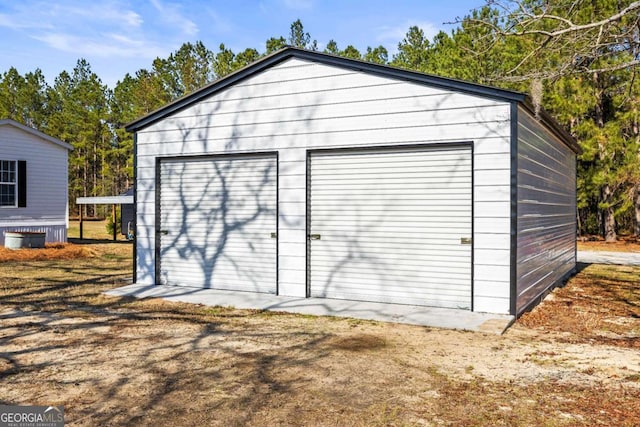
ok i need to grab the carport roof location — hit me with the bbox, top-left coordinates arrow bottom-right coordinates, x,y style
76,188 -> 133,205
125,46 -> 579,153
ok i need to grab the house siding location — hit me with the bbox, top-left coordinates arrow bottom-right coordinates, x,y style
135,57 -> 513,313
0,124 -> 69,245
516,107 -> 577,314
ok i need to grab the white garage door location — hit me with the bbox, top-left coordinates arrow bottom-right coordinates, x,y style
158,154 -> 277,293
309,146 -> 472,309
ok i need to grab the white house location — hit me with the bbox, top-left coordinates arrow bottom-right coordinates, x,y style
0,119 -> 73,245
125,47 -> 580,317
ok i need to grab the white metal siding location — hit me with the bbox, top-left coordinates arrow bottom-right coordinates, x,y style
0,125 -> 68,245
158,155 -> 277,292
309,146 -> 472,308
516,108 -> 576,313
135,57 -> 512,314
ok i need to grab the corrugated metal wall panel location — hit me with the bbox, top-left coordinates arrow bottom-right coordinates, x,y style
516,109 -> 576,313
309,146 -> 472,309
134,57 -> 513,313
158,155 -> 277,293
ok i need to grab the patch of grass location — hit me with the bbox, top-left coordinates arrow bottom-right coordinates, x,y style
328,334 -> 387,352
203,306 -> 237,316
625,374 -> 640,382
68,219 -> 128,241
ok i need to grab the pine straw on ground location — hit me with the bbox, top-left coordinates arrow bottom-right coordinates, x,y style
518,264 -> 640,348
0,245 -> 639,426
0,243 -> 98,262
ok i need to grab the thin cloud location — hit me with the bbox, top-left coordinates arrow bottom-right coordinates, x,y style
149,0 -> 198,36
204,8 -> 233,34
51,3 -> 144,28
0,11 -> 54,30
1,0 -> 187,62
0,2 -> 142,30
32,32 -> 165,59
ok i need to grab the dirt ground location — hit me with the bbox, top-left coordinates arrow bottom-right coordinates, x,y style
578,235 -> 640,252
1,243 -> 639,426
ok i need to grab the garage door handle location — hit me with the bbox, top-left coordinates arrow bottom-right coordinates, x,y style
159,230 -> 169,235
309,234 -> 321,240
461,237 -> 472,244
270,232 -> 277,239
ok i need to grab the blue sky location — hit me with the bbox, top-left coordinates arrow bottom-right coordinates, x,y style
0,0 -> 483,88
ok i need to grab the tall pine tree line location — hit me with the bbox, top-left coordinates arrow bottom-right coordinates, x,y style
1,8 -> 638,238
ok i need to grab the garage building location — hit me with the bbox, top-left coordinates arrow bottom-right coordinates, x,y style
126,47 -> 580,316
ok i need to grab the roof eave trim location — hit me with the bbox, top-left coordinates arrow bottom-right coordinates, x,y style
0,119 -> 74,150
125,47 -> 529,132
125,49 -> 293,132
519,99 -> 582,154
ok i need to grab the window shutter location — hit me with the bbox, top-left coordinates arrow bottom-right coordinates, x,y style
18,160 -> 27,207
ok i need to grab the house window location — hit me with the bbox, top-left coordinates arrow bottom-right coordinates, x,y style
0,160 -> 17,207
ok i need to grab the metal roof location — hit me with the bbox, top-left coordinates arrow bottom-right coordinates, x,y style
0,119 -> 74,150
125,46 -> 579,153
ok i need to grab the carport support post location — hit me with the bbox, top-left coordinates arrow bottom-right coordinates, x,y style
79,205 -> 83,240
112,204 -> 117,241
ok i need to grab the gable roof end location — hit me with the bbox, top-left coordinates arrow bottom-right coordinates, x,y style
124,46 -> 578,153
0,119 -> 73,150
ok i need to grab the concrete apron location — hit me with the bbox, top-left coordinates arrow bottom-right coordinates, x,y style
105,284 -> 515,335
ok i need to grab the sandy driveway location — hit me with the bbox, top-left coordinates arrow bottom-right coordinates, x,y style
578,250 -> 640,265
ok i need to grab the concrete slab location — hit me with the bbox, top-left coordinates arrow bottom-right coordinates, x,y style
105,284 -> 515,334
577,250 -> 640,266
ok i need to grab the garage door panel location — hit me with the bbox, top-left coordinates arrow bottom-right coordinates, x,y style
310,200 -> 471,209
159,195 -> 277,204
160,225 -> 274,236
314,232 -> 469,242
311,286 -> 470,308
309,146 -> 472,309
309,179 -> 470,190
162,236 -> 274,248
164,222 -> 276,234
311,263 -> 472,279
311,241 -> 469,254
315,227 -> 471,236
311,286 -> 471,301
311,153 -> 472,166
159,155 -> 277,293
161,251 -> 276,265
310,171 -> 472,182
311,215 -> 472,225
163,264 -> 275,276
162,273 -> 271,291
310,255 -> 471,269
310,191 -> 471,200
161,216 -> 276,229
311,280 -> 471,296
310,203 -> 471,212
